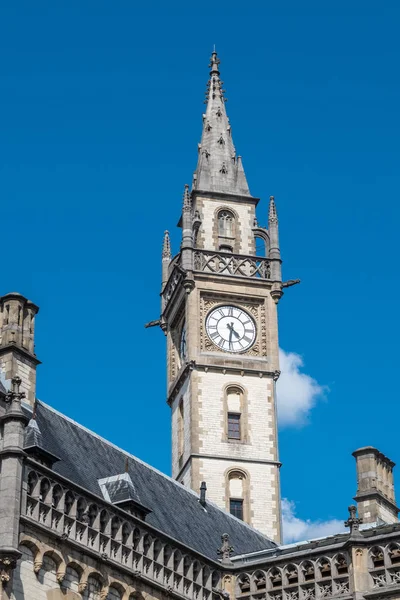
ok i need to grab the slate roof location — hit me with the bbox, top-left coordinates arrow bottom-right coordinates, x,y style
27,401 -> 276,561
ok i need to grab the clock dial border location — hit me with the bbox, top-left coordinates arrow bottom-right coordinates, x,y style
206,305 -> 256,353
200,295 -> 266,357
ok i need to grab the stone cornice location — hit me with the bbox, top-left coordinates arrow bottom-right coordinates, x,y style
167,361 -> 277,406
0,344 -> 41,365
175,454 -> 282,482
354,490 -> 400,513
192,189 -> 260,206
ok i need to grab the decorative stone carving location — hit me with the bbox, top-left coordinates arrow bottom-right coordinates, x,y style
0,556 -> 17,584
34,559 -> 43,574
217,534 -> 233,566
56,571 -> 65,584
194,250 -> 271,280
372,573 -> 386,588
345,505 -> 362,535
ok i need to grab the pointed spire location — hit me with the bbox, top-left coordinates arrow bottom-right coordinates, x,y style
194,51 -> 250,196
182,184 -> 192,212
269,196 -> 278,223
162,230 -> 171,260
268,195 -> 282,284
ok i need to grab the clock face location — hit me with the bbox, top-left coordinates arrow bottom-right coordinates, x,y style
180,323 -> 187,360
205,305 -> 256,353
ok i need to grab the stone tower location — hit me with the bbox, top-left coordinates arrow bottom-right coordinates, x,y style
353,446 -> 399,525
160,52 -> 289,542
0,292 -> 40,406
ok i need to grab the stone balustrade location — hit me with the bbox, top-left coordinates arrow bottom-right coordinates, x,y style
193,250 -> 271,280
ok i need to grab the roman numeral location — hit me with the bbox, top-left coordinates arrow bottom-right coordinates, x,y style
210,331 -> 219,339
243,336 -> 253,344
227,307 -> 233,316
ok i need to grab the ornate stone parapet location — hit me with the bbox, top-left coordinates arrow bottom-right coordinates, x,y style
23,461 -> 222,600
193,250 -> 272,280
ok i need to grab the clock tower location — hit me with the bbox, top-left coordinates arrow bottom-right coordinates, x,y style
160,52 -> 290,542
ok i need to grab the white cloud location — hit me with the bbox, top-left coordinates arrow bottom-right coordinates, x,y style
282,498 -> 344,544
277,349 -> 326,427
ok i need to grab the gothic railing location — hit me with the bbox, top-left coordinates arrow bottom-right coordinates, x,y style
193,250 -> 271,280
23,462 -> 221,600
235,556 -> 351,600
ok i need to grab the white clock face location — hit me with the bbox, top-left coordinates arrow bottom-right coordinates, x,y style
206,305 -> 256,353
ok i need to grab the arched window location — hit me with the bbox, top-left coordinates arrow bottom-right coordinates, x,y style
226,387 -> 242,441
52,485 -> 62,509
226,469 -> 249,523
224,386 -> 247,443
254,235 -> 267,257
218,210 -> 235,238
252,228 -> 270,258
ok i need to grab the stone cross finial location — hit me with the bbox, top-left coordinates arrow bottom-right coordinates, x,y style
5,376 -> 26,405
217,533 -> 234,565
345,504 -> 363,535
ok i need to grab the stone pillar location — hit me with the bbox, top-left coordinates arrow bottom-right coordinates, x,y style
0,376 -> 29,596
353,446 -> 398,524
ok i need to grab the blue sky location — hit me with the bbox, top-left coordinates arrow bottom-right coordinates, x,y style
1,1 -> 400,541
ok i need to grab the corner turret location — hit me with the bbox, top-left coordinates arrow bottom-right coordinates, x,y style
0,293 -> 40,406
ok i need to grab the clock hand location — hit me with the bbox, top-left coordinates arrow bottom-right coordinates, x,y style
230,323 -> 240,339
227,322 -> 241,340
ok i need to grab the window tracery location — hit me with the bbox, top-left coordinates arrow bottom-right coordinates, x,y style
218,210 -> 234,238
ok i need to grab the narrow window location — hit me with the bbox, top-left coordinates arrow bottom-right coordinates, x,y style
229,499 -> 244,520
228,413 -> 241,440
218,210 -> 234,237
178,400 -> 184,457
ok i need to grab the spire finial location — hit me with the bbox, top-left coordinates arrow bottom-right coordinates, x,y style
182,184 -> 192,212
209,50 -> 220,76
269,196 -> 278,223
162,230 -> 171,260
